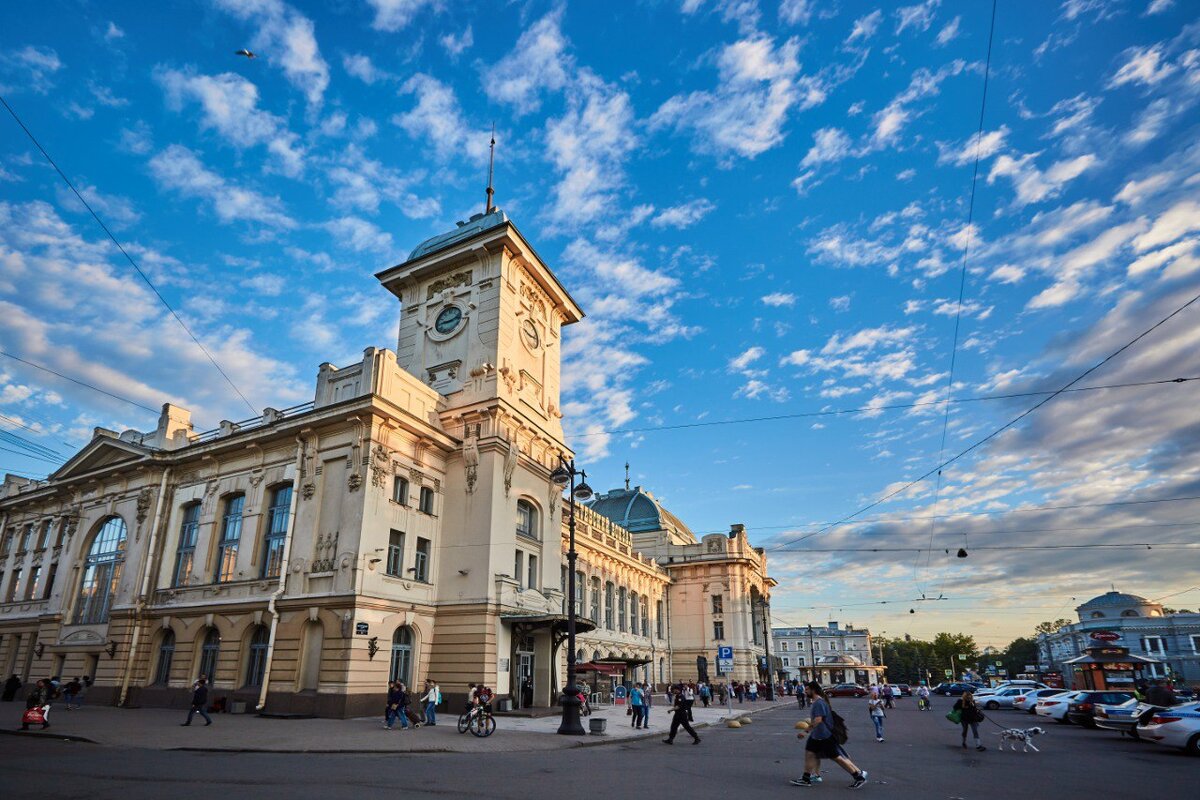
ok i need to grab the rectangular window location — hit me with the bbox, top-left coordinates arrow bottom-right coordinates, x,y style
527,555 -> 538,590
0,531 -> 10,556
798,657 -> 805,667
656,600 -> 664,638
1142,636 -> 1166,655
780,641 -> 789,651
23,565 -> 40,600
173,504 -> 201,587
42,563 -> 56,600
516,501 -> 536,539
514,550 -> 524,587
573,570 -> 584,608
19,525 -> 32,552
7,568 -> 21,602
215,494 -> 245,583
261,485 -> 292,579
414,537 -> 430,582
782,657 -> 790,667
55,519 -> 67,548
605,583 -> 615,630
713,620 -> 725,640
1191,635 -> 1200,654
641,598 -> 649,638
712,594 -> 723,615
590,578 -> 601,623
36,521 -> 51,550
387,530 -> 405,577
618,587 -> 628,632
392,476 -> 409,505
419,487 -> 435,515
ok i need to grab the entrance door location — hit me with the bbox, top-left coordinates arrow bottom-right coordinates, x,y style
517,636 -> 535,709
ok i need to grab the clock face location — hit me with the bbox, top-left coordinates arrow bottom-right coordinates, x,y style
522,319 -> 540,349
434,305 -> 463,334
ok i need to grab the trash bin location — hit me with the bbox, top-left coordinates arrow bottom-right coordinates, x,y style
589,717 -> 607,734
496,697 -> 513,712
229,701 -> 247,714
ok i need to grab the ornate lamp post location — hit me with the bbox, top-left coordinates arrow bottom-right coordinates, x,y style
550,455 -> 592,736
755,597 -> 775,700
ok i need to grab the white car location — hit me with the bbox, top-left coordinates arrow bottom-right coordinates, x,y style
979,687 -> 1027,710
980,681 -> 1049,696
1035,691 -> 1086,722
1014,688 -> 1071,713
1137,702 -> 1200,755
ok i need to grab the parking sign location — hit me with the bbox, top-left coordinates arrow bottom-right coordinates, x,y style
717,646 -> 734,676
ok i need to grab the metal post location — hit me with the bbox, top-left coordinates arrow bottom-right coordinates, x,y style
557,462 -> 585,735
759,600 -> 774,700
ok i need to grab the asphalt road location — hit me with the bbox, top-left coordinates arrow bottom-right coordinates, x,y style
0,698 -> 1193,799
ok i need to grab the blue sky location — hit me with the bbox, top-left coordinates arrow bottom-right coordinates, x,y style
2,0 -> 1199,645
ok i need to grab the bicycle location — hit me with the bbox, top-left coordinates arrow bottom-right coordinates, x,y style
457,704 -> 497,737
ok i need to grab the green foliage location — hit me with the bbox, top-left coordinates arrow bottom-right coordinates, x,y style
1034,618 -> 1071,635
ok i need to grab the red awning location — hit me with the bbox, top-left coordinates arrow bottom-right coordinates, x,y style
576,662 -> 626,675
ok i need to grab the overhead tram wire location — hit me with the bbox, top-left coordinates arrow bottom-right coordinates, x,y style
0,350 -> 160,415
923,0 -> 999,595
0,95 -> 259,417
767,287 -> 1200,552
575,375 -> 1199,438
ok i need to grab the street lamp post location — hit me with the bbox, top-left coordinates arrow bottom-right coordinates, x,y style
807,624 -> 816,686
755,598 -> 775,700
551,455 -> 592,736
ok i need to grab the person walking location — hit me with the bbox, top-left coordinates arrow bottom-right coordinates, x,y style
3,674 -> 22,702
791,681 -> 868,789
662,683 -> 700,745
642,682 -> 653,728
384,681 -> 405,730
699,682 -> 711,708
867,694 -> 886,742
952,691 -> 986,751
400,682 -> 423,728
882,683 -> 894,709
62,677 -> 82,710
180,676 -> 212,726
75,676 -> 91,709
747,681 -> 758,702
630,682 -> 646,729
422,679 -> 440,726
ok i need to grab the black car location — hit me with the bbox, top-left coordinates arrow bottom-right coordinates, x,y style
932,682 -> 976,696
896,684 -> 912,697
1065,690 -> 1136,728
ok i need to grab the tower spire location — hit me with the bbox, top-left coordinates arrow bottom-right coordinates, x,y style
624,461 -> 630,491
485,123 -> 496,214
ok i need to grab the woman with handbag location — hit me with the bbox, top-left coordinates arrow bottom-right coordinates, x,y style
951,691 -> 986,751
867,693 -> 886,742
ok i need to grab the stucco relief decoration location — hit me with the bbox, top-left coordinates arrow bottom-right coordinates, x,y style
248,470 -> 264,488
202,480 -> 219,511
136,487 -> 154,524
498,359 -> 517,393
520,280 -> 547,319
548,485 -> 559,520
301,482 -> 316,500
369,444 -> 392,490
464,434 -> 480,494
426,270 -> 472,300
503,439 -> 517,497
312,532 -> 338,572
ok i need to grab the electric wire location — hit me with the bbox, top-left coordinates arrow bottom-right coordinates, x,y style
0,95 -> 259,416
0,349 -> 160,415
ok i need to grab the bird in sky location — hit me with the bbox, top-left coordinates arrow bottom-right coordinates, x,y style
234,49 -> 256,59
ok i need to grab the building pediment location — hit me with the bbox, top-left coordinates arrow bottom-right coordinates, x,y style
51,436 -> 154,482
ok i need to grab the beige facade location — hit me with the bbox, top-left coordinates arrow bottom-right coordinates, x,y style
0,206 -> 775,716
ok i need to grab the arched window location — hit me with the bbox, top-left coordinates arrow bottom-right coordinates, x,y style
198,628 -> 221,681
261,485 -> 292,579
589,577 -> 601,623
629,592 -> 639,636
592,650 -> 601,662
390,627 -> 414,685
245,625 -> 270,687
154,630 -> 176,685
1090,611 -> 1105,619
1121,610 -> 1140,617
172,503 -> 201,587
516,500 -> 538,540
641,597 -> 649,639
659,657 -> 665,683
74,516 -> 127,624
618,587 -> 628,632
392,476 -> 409,505
215,494 -> 245,583
604,582 -> 615,630
576,648 -> 585,663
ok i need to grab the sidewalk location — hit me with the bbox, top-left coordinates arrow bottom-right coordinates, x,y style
1,696 -> 797,753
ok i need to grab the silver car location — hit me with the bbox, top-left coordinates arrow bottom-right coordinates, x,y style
979,687 -> 1029,710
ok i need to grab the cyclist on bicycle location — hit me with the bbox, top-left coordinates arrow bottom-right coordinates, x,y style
471,683 -> 495,712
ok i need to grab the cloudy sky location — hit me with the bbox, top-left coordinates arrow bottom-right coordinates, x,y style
2,0 -> 1198,647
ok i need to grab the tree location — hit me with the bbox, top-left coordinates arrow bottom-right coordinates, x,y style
1034,618 -> 1071,635
999,636 -> 1039,676
931,633 -> 979,679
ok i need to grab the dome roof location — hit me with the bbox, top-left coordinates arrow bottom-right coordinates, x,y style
818,654 -> 863,665
587,486 -> 695,541
405,208 -> 509,263
1078,591 -> 1153,608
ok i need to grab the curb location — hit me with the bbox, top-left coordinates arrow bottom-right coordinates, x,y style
0,728 -> 97,744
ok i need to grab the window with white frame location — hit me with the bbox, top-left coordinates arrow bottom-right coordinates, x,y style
1191,634 -> 1200,654
782,657 -> 790,667
780,641 -> 789,651
413,537 -> 430,581
392,476 -> 409,505
419,486 -> 435,515
386,530 -> 405,577
1141,636 -> 1166,655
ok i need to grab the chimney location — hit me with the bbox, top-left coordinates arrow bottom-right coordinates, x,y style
827,621 -> 839,631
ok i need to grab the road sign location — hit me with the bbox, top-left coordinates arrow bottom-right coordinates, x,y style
718,646 -> 733,659
614,685 -> 627,705
995,661 -> 1003,667
944,669 -> 953,677
355,622 -> 369,635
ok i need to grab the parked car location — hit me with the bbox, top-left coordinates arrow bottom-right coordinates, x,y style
1136,701 -> 1200,755
828,683 -> 868,698
1093,699 -> 1148,738
1065,691 -> 1136,728
932,682 -> 977,696
1035,691 -> 1088,722
980,680 -> 1049,696
896,684 -> 912,697
980,687 -> 1028,710
1014,688 -> 1071,713
1176,687 -> 1196,701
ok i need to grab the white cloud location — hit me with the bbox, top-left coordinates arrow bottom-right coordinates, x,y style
364,0 -> 438,32
1108,43 -> 1177,88
829,295 -> 851,312
935,16 -> 961,45
54,182 -> 141,229
729,346 -> 765,371
483,8 -> 572,115
988,152 -> 1098,207
323,216 -> 393,253
936,126 -> 1009,166
440,26 -> 473,59
1124,97 -> 1172,146
325,144 -> 439,218
1,46 -> 62,94
1145,0 -> 1174,13
989,264 -> 1026,284
650,199 -> 716,229
779,0 -> 813,25
241,273 -> 286,296
651,33 -> 803,160
846,10 -> 883,43
393,73 -> 491,164
1132,200 -> 1200,253
895,1 -> 940,35
342,53 -> 389,84
871,60 -> 967,147
148,145 -> 296,229
156,68 -> 305,177
822,325 -> 917,355
735,378 -> 790,402
212,0 -> 330,108
762,292 -> 797,307
801,127 -> 854,168
1114,173 -> 1172,206
104,22 -> 125,41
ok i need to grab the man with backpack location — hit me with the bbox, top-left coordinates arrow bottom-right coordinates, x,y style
792,681 -> 868,789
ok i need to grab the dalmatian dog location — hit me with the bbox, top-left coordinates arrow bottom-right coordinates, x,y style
997,726 -> 1046,752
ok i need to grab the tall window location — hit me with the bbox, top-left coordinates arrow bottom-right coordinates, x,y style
154,630 -> 175,685
6,568 -> 21,602
413,537 -> 430,582
419,487 -> 435,515
527,555 -> 539,590
261,485 -> 292,579
641,598 -> 649,639
245,625 -> 270,687
516,500 -> 537,539
574,570 -> 584,608
386,530 -> 405,577
0,530 -> 10,556
712,595 -> 723,614
36,520 -> 51,550
629,592 -> 639,636
589,577 -> 601,623
42,563 -> 57,600
74,516 -> 127,624
23,565 -> 41,601
392,476 -> 409,505
172,503 -> 201,587
780,640 -> 789,651
656,600 -> 664,638
714,621 -> 725,640
1142,636 -> 1166,655
514,550 -> 524,587
390,626 -> 413,684
55,519 -> 67,548
198,628 -> 221,681
605,582 -> 615,630
19,524 -> 33,552
618,587 -> 628,632
214,494 -> 245,583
